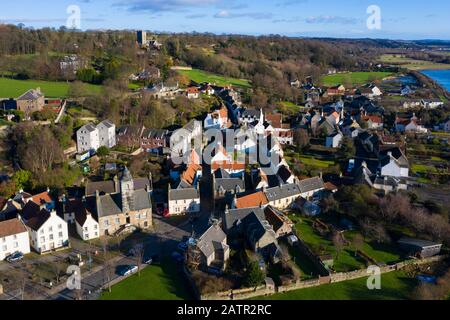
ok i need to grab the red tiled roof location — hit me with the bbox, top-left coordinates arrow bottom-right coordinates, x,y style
235,192 -> 268,209
30,191 -> 52,206
0,218 -> 27,238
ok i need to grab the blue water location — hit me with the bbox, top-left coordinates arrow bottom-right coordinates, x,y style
421,69 -> 450,92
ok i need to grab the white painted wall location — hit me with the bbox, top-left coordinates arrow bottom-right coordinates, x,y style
0,231 -> 30,260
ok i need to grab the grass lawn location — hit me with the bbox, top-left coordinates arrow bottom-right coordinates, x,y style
411,163 -> 438,174
289,215 -> 365,272
255,271 -> 415,300
0,77 -> 102,98
321,72 -> 393,87
177,68 -> 251,88
379,54 -> 450,70
100,261 -> 193,300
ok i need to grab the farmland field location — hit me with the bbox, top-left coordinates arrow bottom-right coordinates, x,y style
0,78 -> 102,98
379,54 -> 450,70
321,72 -> 393,87
177,68 -> 251,88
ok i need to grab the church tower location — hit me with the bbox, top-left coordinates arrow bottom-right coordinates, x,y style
120,167 -> 134,213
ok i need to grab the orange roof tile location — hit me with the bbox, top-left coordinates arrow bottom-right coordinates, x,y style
235,192 -> 268,209
30,191 -> 52,206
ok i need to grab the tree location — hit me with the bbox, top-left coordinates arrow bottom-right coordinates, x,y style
332,231 -> 345,259
340,136 -> 356,159
96,146 -> 110,157
132,242 -> 145,276
293,128 -> 310,150
351,234 -> 365,257
243,261 -> 265,288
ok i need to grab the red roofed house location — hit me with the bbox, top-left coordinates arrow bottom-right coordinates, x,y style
186,87 -> 199,99
233,191 -> 269,209
0,218 -> 30,260
327,85 -> 346,96
362,115 -> 384,130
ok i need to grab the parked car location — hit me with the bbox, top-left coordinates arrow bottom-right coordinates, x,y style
143,256 -> 153,265
6,251 -> 24,263
177,242 -> 188,252
116,265 -> 138,276
171,252 -> 185,263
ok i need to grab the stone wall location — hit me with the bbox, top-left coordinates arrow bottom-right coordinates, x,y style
196,255 -> 446,300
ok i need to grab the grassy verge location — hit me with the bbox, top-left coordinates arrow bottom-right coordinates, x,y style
177,69 -> 251,88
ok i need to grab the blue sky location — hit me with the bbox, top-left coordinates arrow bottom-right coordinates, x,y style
0,0 -> 449,40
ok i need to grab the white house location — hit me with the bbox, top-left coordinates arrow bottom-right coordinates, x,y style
380,152 -> 409,178
76,119 -> 116,154
421,99 -> 444,109
326,132 -> 343,148
26,210 -> 69,254
0,218 -> 30,260
75,210 -> 100,241
97,120 -> 116,149
204,106 -> 229,130
77,123 -> 99,154
298,177 -> 325,199
168,187 -> 201,216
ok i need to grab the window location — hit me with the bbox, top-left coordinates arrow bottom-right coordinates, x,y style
59,232 -> 63,238
94,225 -> 98,230
14,242 -> 18,248
94,232 -> 98,237
49,234 -> 54,241
84,227 -> 88,232
115,218 -> 120,224
1,237 -> 5,243
13,235 -> 17,240
40,236 -> 45,242
104,220 -> 109,227
40,229 -> 44,235
48,226 -> 53,233
41,245 -> 46,251
58,224 -> 62,229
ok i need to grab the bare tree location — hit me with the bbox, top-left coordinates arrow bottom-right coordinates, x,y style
133,242 -> 145,276
101,238 -> 114,293
351,234 -> 365,257
332,231 -> 345,259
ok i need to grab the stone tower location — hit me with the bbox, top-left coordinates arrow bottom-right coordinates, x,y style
120,167 -> 134,213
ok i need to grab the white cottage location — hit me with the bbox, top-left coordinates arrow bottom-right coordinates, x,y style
26,210 -> 69,254
0,218 -> 30,260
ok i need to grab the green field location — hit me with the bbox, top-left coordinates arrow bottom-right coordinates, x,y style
177,68 -> 251,88
321,72 -> 393,87
0,78 -> 102,98
380,54 -> 450,71
100,261 -> 193,300
256,271 -> 415,300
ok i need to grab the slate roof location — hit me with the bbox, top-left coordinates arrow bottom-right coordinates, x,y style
197,224 -> 228,259
99,119 -> 115,128
297,177 -> 325,194
97,193 -> 122,217
264,183 -> 302,202
214,168 -> 230,179
215,178 -> 245,192
169,188 -> 200,201
85,180 -> 116,196
130,189 -> 152,211
17,89 -> 43,100
82,123 -> 97,133
25,209 -> 51,231
223,207 -> 265,232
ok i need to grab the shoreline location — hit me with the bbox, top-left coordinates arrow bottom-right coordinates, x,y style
419,69 -> 450,94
